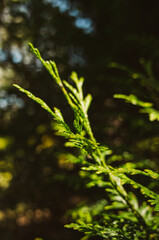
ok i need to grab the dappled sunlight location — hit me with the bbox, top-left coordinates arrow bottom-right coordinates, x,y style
0,137 -> 12,150
58,154 -> 74,170
0,204 -> 52,227
0,171 -> 13,189
36,135 -> 56,153
16,208 -> 52,226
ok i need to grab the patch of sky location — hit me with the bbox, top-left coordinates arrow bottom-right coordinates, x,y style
0,49 -> 7,62
45,0 -> 70,13
35,58 -> 43,69
15,4 -> 30,17
11,47 -> 23,63
74,17 -> 94,34
69,8 -> 80,17
44,0 -> 95,34
0,91 -> 24,110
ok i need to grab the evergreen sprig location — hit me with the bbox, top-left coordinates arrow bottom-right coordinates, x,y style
14,43 -> 159,239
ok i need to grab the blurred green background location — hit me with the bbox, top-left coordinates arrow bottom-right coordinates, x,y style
1,0 -> 159,239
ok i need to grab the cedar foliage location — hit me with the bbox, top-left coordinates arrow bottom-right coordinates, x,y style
14,44 -> 159,240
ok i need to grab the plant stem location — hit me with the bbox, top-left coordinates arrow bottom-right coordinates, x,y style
109,172 -> 147,228
84,115 -> 148,230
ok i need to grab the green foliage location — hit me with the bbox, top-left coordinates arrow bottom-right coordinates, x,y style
114,94 -> 159,121
14,44 -> 159,239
